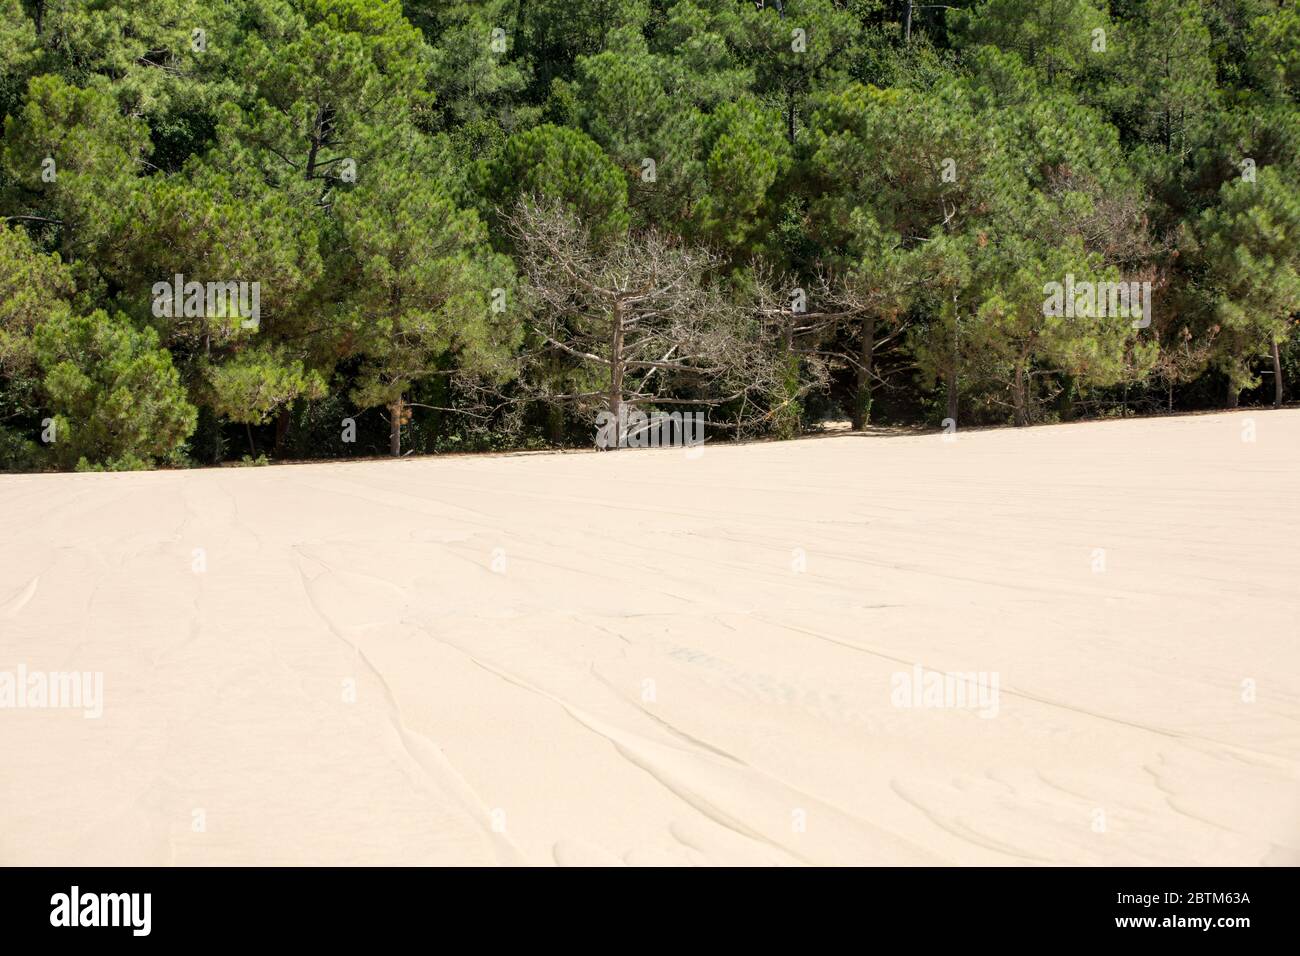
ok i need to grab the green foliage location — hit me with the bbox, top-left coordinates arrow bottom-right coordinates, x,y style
952,0 -> 1110,87
0,221 -> 73,379
1196,166 -> 1300,393
338,145 -> 518,414
35,309 -> 197,469
422,0 -> 532,134
1109,0 -> 1217,160
0,0 -> 1296,469
0,0 -> 38,124
205,347 -> 327,425
810,80 -> 1008,242
474,123 -> 630,242
1,73 -> 151,263
691,97 -> 790,251
1250,2 -> 1300,101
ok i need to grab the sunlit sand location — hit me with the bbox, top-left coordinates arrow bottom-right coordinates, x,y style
2,410 -> 1297,865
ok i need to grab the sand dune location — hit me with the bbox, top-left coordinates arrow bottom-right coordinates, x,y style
1,410 -> 1298,865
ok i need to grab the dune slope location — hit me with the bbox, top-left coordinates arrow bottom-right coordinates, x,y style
1,410 -> 1298,865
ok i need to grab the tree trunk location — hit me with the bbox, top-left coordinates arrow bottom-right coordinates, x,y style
389,399 -> 402,456
274,406 -> 291,455
547,405 -> 564,445
945,303 -> 959,425
607,301 -> 624,449
1056,373 -> 1075,421
945,367 -> 959,424
1272,339 -> 1283,407
1013,363 -> 1028,427
1226,378 -> 1239,409
851,314 -> 875,430
305,106 -> 323,180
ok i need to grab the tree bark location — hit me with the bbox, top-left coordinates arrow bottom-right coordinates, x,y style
305,106 -> 323,180
1013,362 -> 1028,427
945,367 -> 959,424
1226,378 -> 1239,409
1273,339 -> 1283,407
547,405 -> 564,445
1056,373 -> 1075,421
851,314 -> 875,430
274,406 -> 291,455
607,300 -> 624,449
946,304 -> 959,425
389,399 -> 402,456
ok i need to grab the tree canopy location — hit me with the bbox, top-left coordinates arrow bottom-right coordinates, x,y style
1,0 -> 1296,469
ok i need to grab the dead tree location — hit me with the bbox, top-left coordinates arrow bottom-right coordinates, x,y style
507,199 -> 781,447
748,259 -> 918,430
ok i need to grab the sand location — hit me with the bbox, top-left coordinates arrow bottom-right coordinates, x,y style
1,409 -> 1297,866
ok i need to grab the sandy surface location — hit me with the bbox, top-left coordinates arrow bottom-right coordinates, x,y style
1,410 -> 1298,866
